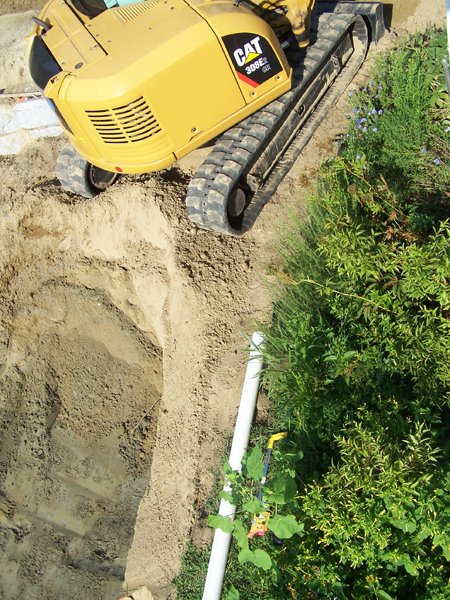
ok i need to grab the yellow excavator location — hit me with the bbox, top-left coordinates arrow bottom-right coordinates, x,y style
28,0 -> 384,235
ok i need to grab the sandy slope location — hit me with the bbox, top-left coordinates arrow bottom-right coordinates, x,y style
0,1 -> 445,599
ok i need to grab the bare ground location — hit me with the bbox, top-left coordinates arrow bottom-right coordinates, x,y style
0,1 -> 445,599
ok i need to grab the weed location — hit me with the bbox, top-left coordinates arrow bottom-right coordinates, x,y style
173,544 -> 209,599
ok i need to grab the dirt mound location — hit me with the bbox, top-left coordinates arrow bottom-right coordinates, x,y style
0,134 -> 274,598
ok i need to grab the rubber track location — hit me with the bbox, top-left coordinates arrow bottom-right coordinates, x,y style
56,144 -> 96,199
185,6 -> 369,236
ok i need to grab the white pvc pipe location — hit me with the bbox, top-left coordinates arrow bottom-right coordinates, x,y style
202,332 -> 265,600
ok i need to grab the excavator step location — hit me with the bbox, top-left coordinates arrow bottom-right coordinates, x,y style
185,2 -> 383,236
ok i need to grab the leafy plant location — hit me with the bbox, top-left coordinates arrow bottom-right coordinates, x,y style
207,445 -> 303,575
342,29 -> 450,228
287,424 -> 450,598
261,142 -> 449,453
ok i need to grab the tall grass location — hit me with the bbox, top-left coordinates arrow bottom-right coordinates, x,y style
342,29 -> 450,228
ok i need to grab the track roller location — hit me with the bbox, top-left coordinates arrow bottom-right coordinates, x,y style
56,144 -> 119,199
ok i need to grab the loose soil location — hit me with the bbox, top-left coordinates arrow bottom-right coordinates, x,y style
0,1 -> 445,599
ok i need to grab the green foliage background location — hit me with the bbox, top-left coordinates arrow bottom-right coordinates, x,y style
175,29 -> 450,600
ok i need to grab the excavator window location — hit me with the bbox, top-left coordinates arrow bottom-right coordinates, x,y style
71,0 -> 109,18
29,35 -> 61,91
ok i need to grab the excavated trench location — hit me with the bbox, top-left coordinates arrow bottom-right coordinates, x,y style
0,143 -> 269,599
0,280 -> 163,598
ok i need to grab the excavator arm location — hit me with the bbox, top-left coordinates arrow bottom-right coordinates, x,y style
263,0 -> 316,46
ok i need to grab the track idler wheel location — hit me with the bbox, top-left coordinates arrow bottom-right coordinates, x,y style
56,144 -> 119,199
227,183 -> 250,230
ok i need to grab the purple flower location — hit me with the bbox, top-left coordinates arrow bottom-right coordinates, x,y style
348,91 -> 354,97
372,127 -> 378,132
360,117 -> 367,124
378,109 -> 383,115
420,148 -> 428,154
433,158 -> 442,166
363,126 -> 368,133
371,108 -> 377,115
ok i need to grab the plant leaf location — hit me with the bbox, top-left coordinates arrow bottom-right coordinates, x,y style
268,515 -> 304,539
252,549 -> 272,571
377,591 -> 394,600
238,547 -> 272,570
403,560 -> 419,576
232,519 -> 249,550
219,491 -> 234,504
242,445 -> 264,481
224,461 -> 234,476
207,514 -> 234,534
226,586 -> 240,600
416,527 -> 431,542
389,518 -> 406,531
405,521 -> 417,534
238,546 -> 253,565
242,499 -> 266,515
265,472 -> 297,505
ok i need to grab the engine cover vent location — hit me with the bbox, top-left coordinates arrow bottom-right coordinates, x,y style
115,1 -> 160,24
86,97 -> 162,144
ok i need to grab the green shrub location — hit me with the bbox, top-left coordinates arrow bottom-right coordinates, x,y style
174,28 -> 450,600
207,425 -> 450,598
287,424 -> 450,598
255,26 -> 450,599
262,164 -> 450,450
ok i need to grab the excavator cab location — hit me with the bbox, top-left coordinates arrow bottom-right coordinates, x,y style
70,0 -> 108,17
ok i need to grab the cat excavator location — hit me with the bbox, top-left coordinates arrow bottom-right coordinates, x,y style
28,0 -> 384,235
